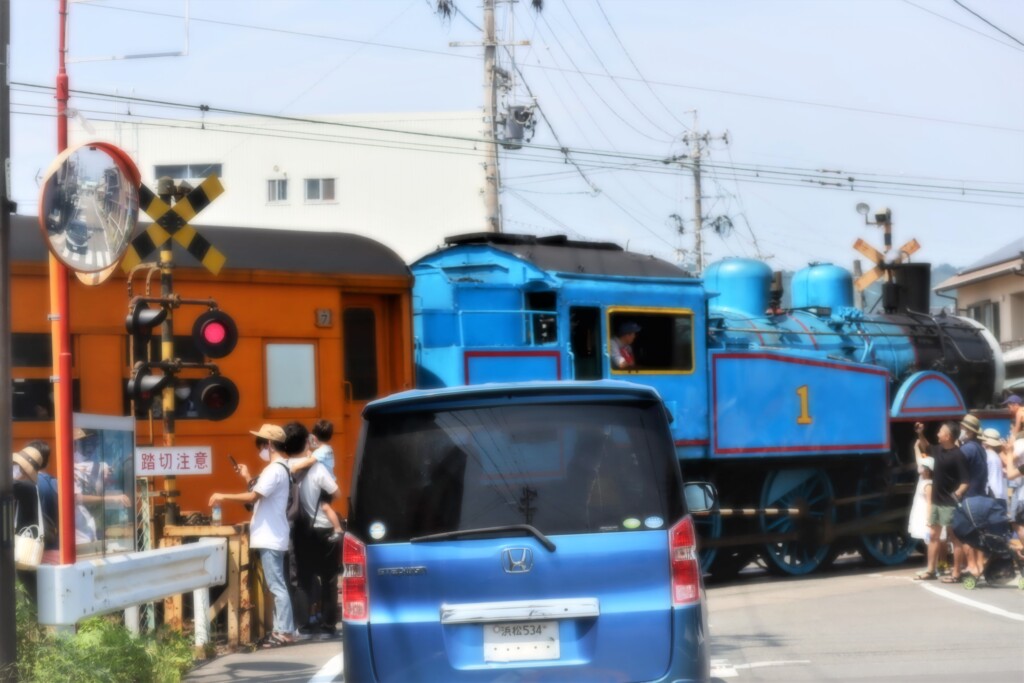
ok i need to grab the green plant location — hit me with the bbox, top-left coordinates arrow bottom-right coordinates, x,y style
13,580 -> 195,683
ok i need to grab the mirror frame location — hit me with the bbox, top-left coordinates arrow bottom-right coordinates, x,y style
36,141 -> 141,280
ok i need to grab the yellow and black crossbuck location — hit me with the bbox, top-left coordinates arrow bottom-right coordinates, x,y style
121,175 -> 227,275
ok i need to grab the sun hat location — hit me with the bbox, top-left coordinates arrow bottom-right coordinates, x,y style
959,414 -> 982,436
12,450 -> 39,482
980,427 -> 1003,448
249,423 -> 285,442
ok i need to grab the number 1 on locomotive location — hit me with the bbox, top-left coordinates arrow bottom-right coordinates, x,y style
796,385 -> 813,425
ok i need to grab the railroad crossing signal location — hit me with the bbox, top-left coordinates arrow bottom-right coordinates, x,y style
853,237 -> 921,291
121,175 -> 227,274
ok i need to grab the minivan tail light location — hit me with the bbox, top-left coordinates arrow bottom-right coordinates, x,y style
670,516 -> 700,605
343,534 -> 369,622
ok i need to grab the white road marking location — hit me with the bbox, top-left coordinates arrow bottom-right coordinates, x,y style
711,658 -> 811,678
918,582 -> 1024,622
308,652 -> 344,683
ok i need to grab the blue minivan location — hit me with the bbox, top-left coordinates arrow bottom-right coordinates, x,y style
343,381 -> 713,682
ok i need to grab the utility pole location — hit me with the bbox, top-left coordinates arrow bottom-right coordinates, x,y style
1,0 -> 17,676
682,112 -> 728,274
449,0 -> 530,234
482,0 -> 500,232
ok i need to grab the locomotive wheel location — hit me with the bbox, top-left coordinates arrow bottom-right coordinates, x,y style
759,468 -> 834,576
856,470 -> 915,566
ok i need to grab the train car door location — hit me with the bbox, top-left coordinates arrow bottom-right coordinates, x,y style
340,295 -> 392,500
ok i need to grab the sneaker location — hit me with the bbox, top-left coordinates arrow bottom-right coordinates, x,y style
316,629 -> 338,641
295,628 -> 315,642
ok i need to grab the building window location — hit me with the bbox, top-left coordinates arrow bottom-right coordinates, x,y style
267,179 -> 288,202
305,178 -> 336,202
153,163 -> 223,182
967,300 -> 1001,340
266,343 -> 317,409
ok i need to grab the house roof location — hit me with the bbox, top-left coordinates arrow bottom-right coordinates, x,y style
934,236 -> 1024,293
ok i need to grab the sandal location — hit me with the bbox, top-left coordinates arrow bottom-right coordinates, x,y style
259,633 -> 294,649
941,574 -> 962,584
914,570 -> 937,581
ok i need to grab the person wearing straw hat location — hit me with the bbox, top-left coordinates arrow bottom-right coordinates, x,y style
210,423 -> 297,648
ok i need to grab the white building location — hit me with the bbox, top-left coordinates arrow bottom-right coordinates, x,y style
71,111 -> 488,263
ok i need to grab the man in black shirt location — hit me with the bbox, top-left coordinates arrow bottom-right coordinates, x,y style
914,421 -> 969,582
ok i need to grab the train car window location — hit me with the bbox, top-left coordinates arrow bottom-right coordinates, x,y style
13,333 -> 53,367
570,307 -> 602,380
13,378 -> 80,421
608,311 -> 694,373
526,292 -> 558,345
344,308 -> 379,401
266,343 -> 318,409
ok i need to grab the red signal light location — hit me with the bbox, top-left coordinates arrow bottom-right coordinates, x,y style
192,375 -> 239,421
192,310 -> 237,359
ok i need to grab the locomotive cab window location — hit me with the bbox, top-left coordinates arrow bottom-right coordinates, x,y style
608,310 -> 694,373
526,291 -> 557,345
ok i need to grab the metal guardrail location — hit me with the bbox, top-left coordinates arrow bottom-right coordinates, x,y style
36,537 -> 226,628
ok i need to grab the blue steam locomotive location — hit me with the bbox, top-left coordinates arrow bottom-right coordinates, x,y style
411,233 -> 1004,577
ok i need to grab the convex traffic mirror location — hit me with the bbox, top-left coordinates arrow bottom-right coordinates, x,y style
38,141 -> 141,278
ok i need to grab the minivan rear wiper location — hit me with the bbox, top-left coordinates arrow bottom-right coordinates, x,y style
410,524 -> 557,552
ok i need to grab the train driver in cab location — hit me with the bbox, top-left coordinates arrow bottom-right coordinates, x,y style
610,321 -> 641,370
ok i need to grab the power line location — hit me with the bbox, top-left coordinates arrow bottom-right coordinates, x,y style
952,0 -> 1024,48
520,64 -> 1024,134
559,0 -> 677,138
901,0 -> 1024,53
538,11 -> 672,143
12,84 -> 1024,205
77,1 -> 1022,134
592,0 -> 691,131
76,1 -> 478,61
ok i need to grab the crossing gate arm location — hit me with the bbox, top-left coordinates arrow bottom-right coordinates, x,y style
36,538 -> 227,627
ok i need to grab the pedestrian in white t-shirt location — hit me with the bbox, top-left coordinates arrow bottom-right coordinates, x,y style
210,423 -> 296,647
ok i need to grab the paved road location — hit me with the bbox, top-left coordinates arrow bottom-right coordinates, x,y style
187,557 -> 1023,683
709,558 -> 1023,682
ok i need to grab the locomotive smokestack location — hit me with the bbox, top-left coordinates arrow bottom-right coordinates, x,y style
889,263 -> 932,314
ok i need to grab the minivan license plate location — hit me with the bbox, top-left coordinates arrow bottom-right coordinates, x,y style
484,621 -> 560,662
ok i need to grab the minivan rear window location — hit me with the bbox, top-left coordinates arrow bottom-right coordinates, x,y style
350,401 -> 684,543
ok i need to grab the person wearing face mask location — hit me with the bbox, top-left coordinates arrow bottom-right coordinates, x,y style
210,423 -> 298,647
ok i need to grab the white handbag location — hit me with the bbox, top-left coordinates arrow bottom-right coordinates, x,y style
14,489 -> 45,569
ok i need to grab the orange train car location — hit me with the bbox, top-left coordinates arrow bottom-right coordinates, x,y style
10,214 -> 414,522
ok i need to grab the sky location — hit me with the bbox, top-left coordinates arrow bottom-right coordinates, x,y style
9,0 -> 1024,273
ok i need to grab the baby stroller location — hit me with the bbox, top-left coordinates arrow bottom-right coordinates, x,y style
950,495 -> 1024,591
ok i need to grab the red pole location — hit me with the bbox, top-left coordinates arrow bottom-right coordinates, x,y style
53,0 -> 75,565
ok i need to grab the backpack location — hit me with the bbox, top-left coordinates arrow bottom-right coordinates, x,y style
276,461 -> 303,524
